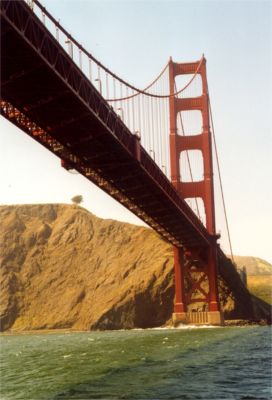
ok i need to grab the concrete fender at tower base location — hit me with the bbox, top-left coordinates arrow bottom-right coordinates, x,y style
172,311 -> 223,326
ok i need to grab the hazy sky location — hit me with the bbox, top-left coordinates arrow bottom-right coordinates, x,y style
1,0 -> 271,263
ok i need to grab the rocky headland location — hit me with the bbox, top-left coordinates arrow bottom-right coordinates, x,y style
0,204 -> 271,332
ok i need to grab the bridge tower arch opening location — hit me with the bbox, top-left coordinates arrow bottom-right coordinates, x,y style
169,57 -> 223,325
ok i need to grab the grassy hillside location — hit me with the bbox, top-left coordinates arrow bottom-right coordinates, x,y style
247,275 -> 272,305
233,256 -> 272,275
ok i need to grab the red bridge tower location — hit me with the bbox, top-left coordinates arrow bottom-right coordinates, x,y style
169,57 -> 222,325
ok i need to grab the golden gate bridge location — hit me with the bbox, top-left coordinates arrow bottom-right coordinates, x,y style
1,0 -> 236,325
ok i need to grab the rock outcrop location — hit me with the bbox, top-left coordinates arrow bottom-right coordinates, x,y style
0,204 -> 270,331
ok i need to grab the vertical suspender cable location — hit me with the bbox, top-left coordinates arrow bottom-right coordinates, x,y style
158,96 -> 163,169
208,95 -> 234,263
89,58 -> 92,82
138,94 -> 141,137
132,94 -> 135,133
106,72 -> 109,100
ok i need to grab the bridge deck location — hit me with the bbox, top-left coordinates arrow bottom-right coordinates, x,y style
1,0 -> 212,248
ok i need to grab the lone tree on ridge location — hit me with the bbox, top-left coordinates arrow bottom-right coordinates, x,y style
71,195 -> 83,206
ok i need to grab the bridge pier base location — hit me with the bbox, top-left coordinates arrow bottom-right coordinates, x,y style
172,311 -> 224,326
172,312 -> 188,326
207,311 -> 224,325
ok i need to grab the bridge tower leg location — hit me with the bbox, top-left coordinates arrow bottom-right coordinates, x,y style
172,246 -> 187,325
168,57 -> 222,325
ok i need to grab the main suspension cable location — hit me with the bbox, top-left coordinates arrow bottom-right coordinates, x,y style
32,0 -> 203,100
106,57 -> 204,101
208,95 -> 234,262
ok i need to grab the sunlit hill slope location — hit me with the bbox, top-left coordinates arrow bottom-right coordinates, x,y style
233,256 -> 272,276
0,204 -> 271,331
232,256 -> 272,304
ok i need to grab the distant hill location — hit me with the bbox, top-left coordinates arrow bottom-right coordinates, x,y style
233,256 -> 272,276
0,204 -> 271,332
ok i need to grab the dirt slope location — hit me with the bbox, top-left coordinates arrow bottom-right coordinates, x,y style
0,204 -> 270,331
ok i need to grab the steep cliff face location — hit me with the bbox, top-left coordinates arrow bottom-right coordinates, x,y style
0,204 -> 270,331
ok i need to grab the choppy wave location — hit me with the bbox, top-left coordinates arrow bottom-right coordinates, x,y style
0,326 -> 270,400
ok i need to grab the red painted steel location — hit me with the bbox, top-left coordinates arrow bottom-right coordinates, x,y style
169,58 -> 220,313
0,0 -> 212,250
0,0 -> 229,319
173,247 -> 186,313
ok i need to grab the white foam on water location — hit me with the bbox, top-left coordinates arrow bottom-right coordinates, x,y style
176,323 -> 221,330
149,326 -> 173,330
131,328 -> 144,331
105,324 -> 222,333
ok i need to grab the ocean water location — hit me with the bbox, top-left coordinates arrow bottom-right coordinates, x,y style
0,326 -> 271,400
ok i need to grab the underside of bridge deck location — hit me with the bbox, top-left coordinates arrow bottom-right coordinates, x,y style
1,0 -> 213,251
